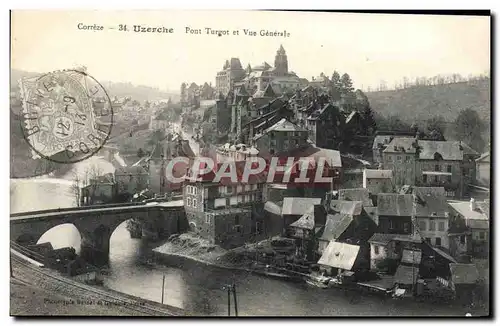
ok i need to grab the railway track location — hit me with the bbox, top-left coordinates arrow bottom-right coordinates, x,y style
10,244 -> 185,317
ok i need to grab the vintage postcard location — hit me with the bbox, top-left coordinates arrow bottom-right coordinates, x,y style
10,10 -> 491,317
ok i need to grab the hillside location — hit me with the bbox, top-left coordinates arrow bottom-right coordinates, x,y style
10,69 -> 179,102
366,79 -> 490,124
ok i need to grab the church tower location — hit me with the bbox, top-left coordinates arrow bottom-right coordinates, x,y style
274,45 -> 288,76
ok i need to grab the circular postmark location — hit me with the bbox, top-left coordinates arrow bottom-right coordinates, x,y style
18,69 -> 114,164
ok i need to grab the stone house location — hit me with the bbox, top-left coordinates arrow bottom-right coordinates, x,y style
381,137 -> 418,187
376,193 -> 414,235
317,241 -> 363,275
183,161 -> 267,249
114,166 -> 149,199
363,169 -> 394,195
475,151 -> 490,187
412,187 -> 450,249
416,140 -> 479,198
288,205 -> 327,261
368,233 -> 422,272
448,199 -> 489,259
281,197 -> 322,236
252,118 -> 309,156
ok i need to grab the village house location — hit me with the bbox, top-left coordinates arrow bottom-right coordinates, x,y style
449,263 -> 480,301
475,151 -> 490,187
305,102 -> 344,150
368,233 -> 422,273
338,188 -> 374,207
80,174 -> 116,206
376,193 -> 414,235
317,241 -> 364,277
448,199 -> 489,259
416,140 -> 479,198
114,166 -> 149,199
288,205 -> 327,261
281,197 -> 322,236
381,137 -> 419,187
340,155 -> 373,189
318,200 -> 377,265
252,118 -> 309,156
183,160 -> 268,249
411,187 -> 451,249
371,132 -> 417,164
363,168 -> 394,195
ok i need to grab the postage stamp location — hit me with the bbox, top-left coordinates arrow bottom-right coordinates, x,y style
18,69 -> 114,164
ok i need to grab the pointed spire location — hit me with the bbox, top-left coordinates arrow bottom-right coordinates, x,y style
237,85 -> 249,97
278,44 -> 286,55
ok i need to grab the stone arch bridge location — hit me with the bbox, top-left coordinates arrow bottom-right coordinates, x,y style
10,201 -> 187,265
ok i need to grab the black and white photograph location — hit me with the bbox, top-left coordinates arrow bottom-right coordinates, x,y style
9,10 -> 491,317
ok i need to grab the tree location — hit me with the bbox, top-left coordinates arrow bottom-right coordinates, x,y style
452,108 -> 486,152
330,71 -> 342,101
131,99 -> 140,107
137,148 -> 145,158
180,82 -> 187,105
340,73 -> 354,95
425,115 -> 446,141
354,89 -> 377,135
144,100 -> 151,109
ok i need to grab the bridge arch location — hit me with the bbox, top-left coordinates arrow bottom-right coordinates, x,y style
37,223 -> 82,253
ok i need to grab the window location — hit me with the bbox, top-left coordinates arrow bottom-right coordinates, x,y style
403,223 -> 410,233
397,156 -> 402,162
193,187 -> 197,195
419,221 -> 426,231
435,165 -> 440,172
226,186 -> 233,194
192,199 -> 197,208
235,215 -> 240,225
270,139 -> 277,147
460,235 -> 466,244
447,175 -> 452,183
435,237 -> 442,246
434,175 -> 439,183
479,232 -> 486,240
425,237 -> 431,243
423,174 -> 427,183
374,245 -> 380,255
284,140 -> 289,148
205,214 -> 213,224
406,156 -> 412,162
438,221 -> 445,232
447,165 -> 452,173
187,198 -> 192,207
389,220 -> 394,230
429,221 -> 435,231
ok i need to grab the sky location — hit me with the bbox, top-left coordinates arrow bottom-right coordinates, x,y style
11,11 -> 490,92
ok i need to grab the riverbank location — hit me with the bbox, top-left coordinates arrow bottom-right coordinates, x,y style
11,255 -> 185,316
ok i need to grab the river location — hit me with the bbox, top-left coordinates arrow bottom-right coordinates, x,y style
10,159 -> 469,316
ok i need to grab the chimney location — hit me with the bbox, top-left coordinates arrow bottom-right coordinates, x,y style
470,198 -> 476,211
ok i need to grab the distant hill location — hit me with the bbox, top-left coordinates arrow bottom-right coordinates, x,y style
366,79 -> 490,124
10,69 -> 179,102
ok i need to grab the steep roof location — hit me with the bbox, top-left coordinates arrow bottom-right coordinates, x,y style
383,137 -> 417,154
394,265 -> 419,285
377,194 -> 414,217
329,200 -> 363,216
319,213 -> 353,241
368,233 -> 402,245
290,205 -> 326,230
317,241 -> 360,270
418,140 -> 466,161
412,187 -> 448,218
401,249 -> 422,265
448,201 -> 489,229
449,263 -> 480,284
338,188 -> 373,207
263,118 -> 305,133
264,201 -> 282,215
476,151 -> 490,163
282,197 -> 322,216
